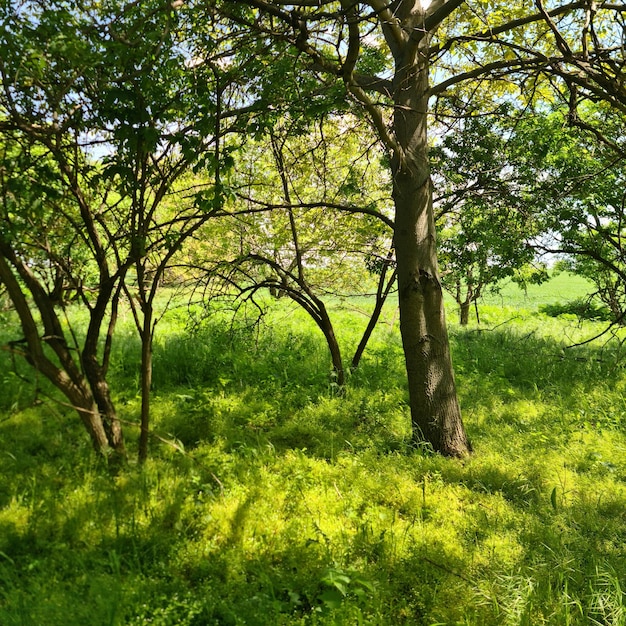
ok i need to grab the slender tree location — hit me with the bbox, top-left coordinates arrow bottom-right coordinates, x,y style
431,106 -> 548,325
0,0 -> 234,460
517,106 -> 626,323
194,114 -> 396,385
0,135 -> 127,460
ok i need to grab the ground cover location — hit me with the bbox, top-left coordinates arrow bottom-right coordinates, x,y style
0,273 -> 624,625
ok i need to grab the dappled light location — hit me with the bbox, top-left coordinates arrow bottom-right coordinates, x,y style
1,284 -> 626,623
1,0 -> 626,622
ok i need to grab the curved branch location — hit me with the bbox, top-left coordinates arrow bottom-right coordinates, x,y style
433,1 -> 586,55
430,56 -> 549,96
228,193 -> 396,229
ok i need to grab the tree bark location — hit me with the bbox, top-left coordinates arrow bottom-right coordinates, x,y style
82,351 -> 126,459
351,263 -> 397,371
316,303 -> 345,387
138,307 -> 153,464
286,287 -> 345,387
459,301 -> 471,326
82,285 -> 126,459
0,250 -> 119,457
391,36 -> 471,456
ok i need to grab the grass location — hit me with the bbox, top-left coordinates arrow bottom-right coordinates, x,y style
481,271 -> 595,310
0,273 -> 625,625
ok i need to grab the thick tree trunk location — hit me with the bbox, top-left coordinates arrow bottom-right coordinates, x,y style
392,43 -> 471,456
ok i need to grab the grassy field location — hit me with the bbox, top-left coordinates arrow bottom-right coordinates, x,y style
481,271 -> 595,309
0,273 -> 625,625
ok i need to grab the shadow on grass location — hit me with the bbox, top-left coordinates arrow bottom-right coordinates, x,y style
1,317 -> 626,624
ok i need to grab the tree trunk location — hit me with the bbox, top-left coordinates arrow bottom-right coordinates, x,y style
61,386 -> 112,455
351,265 -> 397,371
282,284 -> 346,387
82,353 -> 126,460
82,286 -> 126,460
0,250 -> 121,458
316,302 -> 345,387
325,326 -> 345,388
138,307 -> 153,463
392,41 -> 471,456
459,301 -> 471,326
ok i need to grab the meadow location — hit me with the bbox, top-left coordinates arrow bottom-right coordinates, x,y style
0,273 -> 625,625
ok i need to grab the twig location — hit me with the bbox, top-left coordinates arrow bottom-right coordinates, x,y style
468,316 -> 521,332
421,555 -> 473,583
564,314 -> 626,350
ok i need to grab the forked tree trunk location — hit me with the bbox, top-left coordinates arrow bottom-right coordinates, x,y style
83,287 -> 126,458
0,250 -> 125,460
82,353 -> 126,458
58,383 -> 112,453
391,41 -> 471,456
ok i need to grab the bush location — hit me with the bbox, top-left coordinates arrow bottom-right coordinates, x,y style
540,299 -> 613,322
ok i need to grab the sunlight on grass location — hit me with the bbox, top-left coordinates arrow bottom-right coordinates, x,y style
1,276 -> 625,624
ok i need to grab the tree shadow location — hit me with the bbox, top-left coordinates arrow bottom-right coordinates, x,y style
2,319 -> 626,624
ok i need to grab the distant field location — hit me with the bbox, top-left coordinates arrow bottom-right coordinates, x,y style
480,271 -> 594,310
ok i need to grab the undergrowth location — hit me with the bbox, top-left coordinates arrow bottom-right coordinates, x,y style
0,281 -> 625,625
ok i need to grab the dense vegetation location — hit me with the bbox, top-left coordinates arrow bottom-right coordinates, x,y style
1,1 -> 626,623
3,0 -> 625,459
1,274 -> 625,625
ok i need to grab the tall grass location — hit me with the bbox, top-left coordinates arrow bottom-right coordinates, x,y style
0,274 -> 625,624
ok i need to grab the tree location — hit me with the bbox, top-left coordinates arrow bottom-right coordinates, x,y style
431,106 -> 548,325
518,106 -> 626,324
0,0 -> 236,461
203,0 -> 625,455
3,0 -> 624,459
205,0 -> 470,454
198,113 -> 396,386
0,137 -> 127,460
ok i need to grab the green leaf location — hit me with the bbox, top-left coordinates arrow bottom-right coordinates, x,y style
320,589 -> 344,609
550,486 -> 558,511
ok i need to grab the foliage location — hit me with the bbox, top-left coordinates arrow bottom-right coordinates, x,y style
431,105 -> 549,324
0,0 -> 245,459
5,0 -> 623,460
540,299 -> 613,323
513,106 -> 626,325
191,114 -> 394,383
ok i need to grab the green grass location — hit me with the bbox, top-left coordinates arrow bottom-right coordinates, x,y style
481,271 -> 595,310
1,273 -> 625,625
